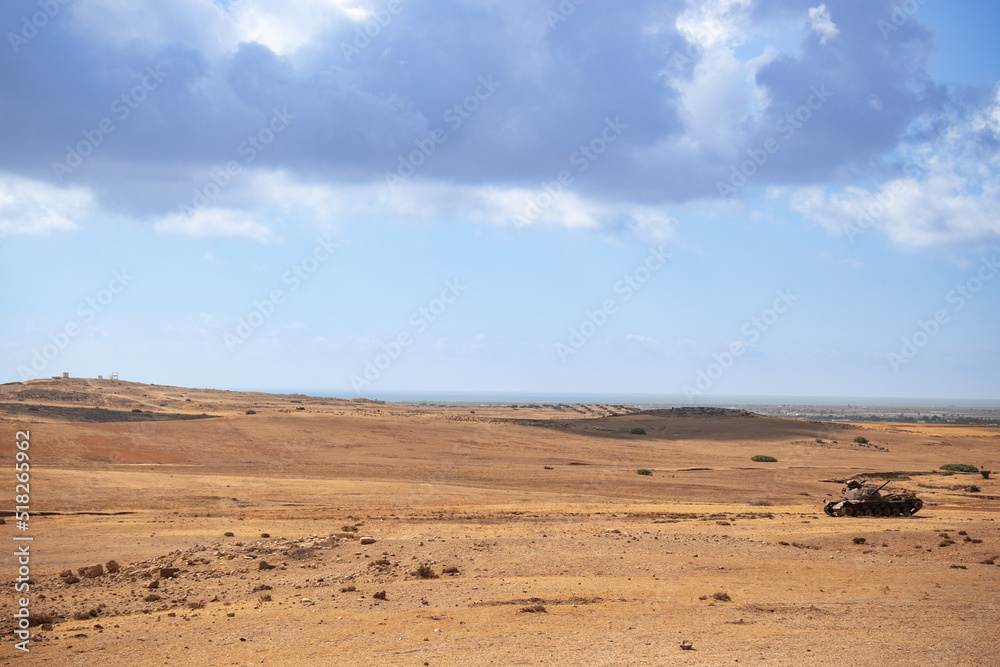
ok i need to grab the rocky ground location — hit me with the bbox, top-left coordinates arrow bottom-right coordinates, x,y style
2,378 -> 998,665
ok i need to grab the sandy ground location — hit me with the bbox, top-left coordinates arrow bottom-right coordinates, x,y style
1,378 -> 999,666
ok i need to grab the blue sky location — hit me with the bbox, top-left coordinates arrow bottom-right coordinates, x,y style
2,0 -> 999,401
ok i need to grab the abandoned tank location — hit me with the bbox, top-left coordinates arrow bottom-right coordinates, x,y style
823,477 -> 923,517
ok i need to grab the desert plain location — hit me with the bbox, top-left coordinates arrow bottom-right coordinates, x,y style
2,377 -> 999,666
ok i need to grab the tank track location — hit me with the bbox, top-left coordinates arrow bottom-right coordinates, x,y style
823,497 -> 923,517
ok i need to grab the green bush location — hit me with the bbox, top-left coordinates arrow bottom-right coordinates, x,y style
751,455 -> 777,462
940,463 -> 978,473
637,469 -> 653,476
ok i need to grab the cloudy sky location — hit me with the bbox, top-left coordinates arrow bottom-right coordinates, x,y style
2,0 -> 999,401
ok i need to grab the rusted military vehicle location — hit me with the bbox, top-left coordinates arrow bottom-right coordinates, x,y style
823,477 -> 923,517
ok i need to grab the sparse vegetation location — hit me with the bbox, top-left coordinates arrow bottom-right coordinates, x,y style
442,566 -> 460,574
252,585 -> 272,592
260,533 -> 270,538
373,590 -> 387,600
940,463 -> 978,473
188,600 -> 205,610
245,409 -> 257,415
853,537 -> 866,545
853,436 -> 868,444
630,427 -> 646,435
340,584 -> 356,593
712,591 -> 732,602
224,531 -> 234,537
637,468 -> 653,476
981,470 -> 992,479
751,455 -> 777,462
27,613 -> 55,627
144,594 -> 161,602
967,485 -> 981,493
520,604 -> 547,613
415,563 -> 439,579
750,500 -> 772,506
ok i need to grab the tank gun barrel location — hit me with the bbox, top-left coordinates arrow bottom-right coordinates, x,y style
875,479 -> 892,492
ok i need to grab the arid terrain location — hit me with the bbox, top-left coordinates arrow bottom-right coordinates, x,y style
2,378 -> 999,666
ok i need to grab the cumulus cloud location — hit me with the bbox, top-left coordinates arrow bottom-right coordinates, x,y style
0,0 -> 980,246
154,208 -> 280,243
791,86 -> 1000,247
0,175 -> 91,236
807,4 -> 839,45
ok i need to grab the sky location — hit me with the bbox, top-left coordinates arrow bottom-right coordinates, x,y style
1,0 -> 999,401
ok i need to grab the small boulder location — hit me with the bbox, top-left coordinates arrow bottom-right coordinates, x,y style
258,560 -> 276,571
159,567 -> 179,579
359,536 -> 376,545
105,560 -> 120,574
680,640 -> 694,651
78,564 -> 104,579
146,580 -> 159,589
59,569 -> 73,579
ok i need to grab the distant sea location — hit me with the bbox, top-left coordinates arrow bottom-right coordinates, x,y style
245,390 -> 1000,409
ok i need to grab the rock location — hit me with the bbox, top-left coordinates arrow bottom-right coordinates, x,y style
159,567 -> 179,579
105,560 -> 120,574
359,536 -> 376,545
64,575 -> 80,585
60,569 -> 73,579
680,640 -> 694,650
227,612 -> 235,617
78,563 -> 104,579
259,560 -> 276,571
146,580 -> 159,589
300,598 -> 315,606
373,590 -> 387,600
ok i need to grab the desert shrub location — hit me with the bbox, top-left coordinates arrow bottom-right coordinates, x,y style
712,592 -> 732,602
853,436 -> 868,444
815,438 -> 824,443
340,584 -> 356,593
981,470 -> 992,479
260,533 -> 270,538
27,613 -> 54,626
415,564 -> 439,579
442,566 -> 460,574
520,604 -> 547,613
187,600 -> 205,610
252,585 -> 272,592
637,469 -> 653,476
224,531 -> 234,537
131,408 -> 142,413
967,485 -> 981,493
144,594 -> 161,602
630,427 -> 646,435
751,455 -> 777,462
940,463 -> 978,473
341,525 -> 358,533
259,594 -> 272,602
373,590 -> 387,600
543,466 -> 554,470
950,565 -> 967,569
245,409 -> 257,415
750,500 -> 772,506
853,537 -> 866,545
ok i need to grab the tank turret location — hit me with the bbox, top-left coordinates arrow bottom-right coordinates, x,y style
823,477 -> 922,517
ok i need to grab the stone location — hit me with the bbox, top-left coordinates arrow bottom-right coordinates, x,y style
105,560 -> 120,574
159,567 -> 179,579
146,580 -> 159,589
359,536 -> 376,545
258,560 -> 276,571
680,640 -> 694,650
78,563 -> 104,579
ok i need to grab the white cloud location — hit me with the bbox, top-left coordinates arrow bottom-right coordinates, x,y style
626,334 -> 658,344
0,176 -> 91,236
154,208 -> 280,243
676,0 -> 752,49
807,4 -> 839,46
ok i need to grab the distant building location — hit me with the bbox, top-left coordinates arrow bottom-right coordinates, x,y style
62,372 -> 69,379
